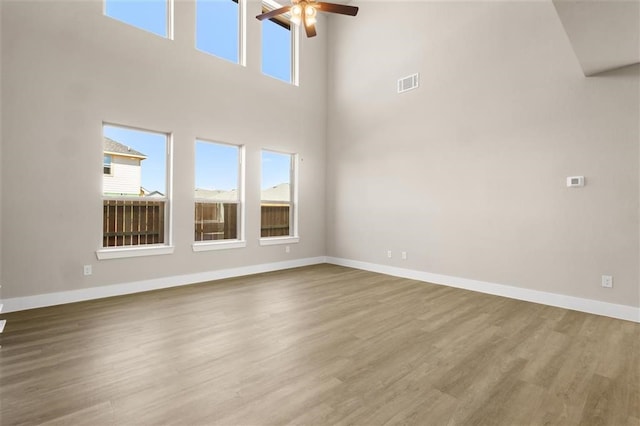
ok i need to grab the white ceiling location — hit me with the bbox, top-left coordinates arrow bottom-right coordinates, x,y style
281,0 -> 639,77
553,0 -> 640,76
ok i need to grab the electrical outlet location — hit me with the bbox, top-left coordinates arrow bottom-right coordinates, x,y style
601,275 -> 613,288
401,251 -> 407,260
387,250 -> 392,259
285,245 -> 290,253
83,265 -> 92,276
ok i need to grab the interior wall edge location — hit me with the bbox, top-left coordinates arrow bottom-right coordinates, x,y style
1,256 -> 328,313
4,255 -> 639,323
326,257 -> 640,324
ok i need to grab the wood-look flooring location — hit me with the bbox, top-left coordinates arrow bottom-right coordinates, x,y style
1,264 -> 638,425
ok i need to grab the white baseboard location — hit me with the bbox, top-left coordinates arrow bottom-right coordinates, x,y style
326,257 -> 640,323
1,256 -> 327,313
3,256 -> 638,323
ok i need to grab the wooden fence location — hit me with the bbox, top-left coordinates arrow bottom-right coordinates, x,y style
103,199 -> 165,247
194,202 -> 238,241
103,200 -> 289,246
261,204 -> 290,237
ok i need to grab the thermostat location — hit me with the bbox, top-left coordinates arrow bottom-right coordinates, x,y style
566,176 -> 585,187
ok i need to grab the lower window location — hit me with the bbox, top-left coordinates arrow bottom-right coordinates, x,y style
194,139 -> 243,245
102,124 -> 170,248
261,149 -> 296,238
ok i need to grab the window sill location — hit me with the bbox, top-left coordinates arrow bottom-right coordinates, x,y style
192,240 -> 246,252
259,236 -> 300,246
96,245 -> 174,260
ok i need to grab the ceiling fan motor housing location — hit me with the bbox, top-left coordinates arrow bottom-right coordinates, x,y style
256,0 -> 358,38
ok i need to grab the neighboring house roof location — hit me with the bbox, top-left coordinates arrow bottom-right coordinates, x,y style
104,137 -> 147,159
195,188 -> 238,200
261,183 -> 290,202
141,187 -> 165,197
194,184 -> 290,202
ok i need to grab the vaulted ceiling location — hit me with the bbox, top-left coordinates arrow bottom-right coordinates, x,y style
301,0 -> 637,77
553,0 -> 640,76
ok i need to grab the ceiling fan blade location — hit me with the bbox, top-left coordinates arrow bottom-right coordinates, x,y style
256,5 -> 292,21
302,11 -> 317,37
305,21 -> 317,37
316,2 -> 359,16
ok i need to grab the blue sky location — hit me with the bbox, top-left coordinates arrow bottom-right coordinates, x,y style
196,0 -> 239,63
107,0 -> 291,82
261,17 -> 291,83
104,0 -> 295,193
195,141 -> 239,191
104,128 -> 291,194
261,151 -> 291,189
194,144 -> 291,192
105,0 -> 168,37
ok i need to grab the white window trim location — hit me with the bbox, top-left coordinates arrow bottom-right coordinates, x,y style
193,240 -> 247,252
291,153 -> 299,237
168,0 -> 175,40
239,0 -> 247,66
261,0 -> 298,85
97,245 -> 175,260
260,150 -> 298,241
99,123 -> 173,259
291,17 -> 299,86
259,236 -> 299,246
193,140 -> 245,249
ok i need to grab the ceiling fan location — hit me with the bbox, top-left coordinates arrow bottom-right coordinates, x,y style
256,0 -> 359,38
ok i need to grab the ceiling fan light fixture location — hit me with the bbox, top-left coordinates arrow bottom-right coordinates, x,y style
305,4 -> 317,17
255,0 -> 358,38
290,4 -> 302,25
304,3 -> 317,25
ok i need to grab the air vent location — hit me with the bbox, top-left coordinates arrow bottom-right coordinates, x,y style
397,73 -> 419,93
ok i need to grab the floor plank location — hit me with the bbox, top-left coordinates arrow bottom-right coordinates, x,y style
1,264 -> 638,425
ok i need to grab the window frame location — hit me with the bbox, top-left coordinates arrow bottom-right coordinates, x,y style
192,139 -> 246,252
103,0 -> 174,40
97,123 -> 174,260
259,149 -> 299,246
103,154 -> 113,176
195,0 -> 246,66
260,0 -> 299,86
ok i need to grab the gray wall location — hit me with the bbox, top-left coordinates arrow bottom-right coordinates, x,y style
326,1 -> 640,308
0,0 -> 327,298
2,0 -> 638,311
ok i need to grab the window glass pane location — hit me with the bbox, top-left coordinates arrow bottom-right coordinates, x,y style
261,18 -> 291,82
261,150 -> 292,237
195,141 -> 239,200
103,125 -> 167,196
195,140 -> 240,241
194,202 -> 238,241
196,0 -> 239,63
105,0 -> 169,38
102,124 -> 169,248
261,150 -> 290,201
103,155 -> 112,175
